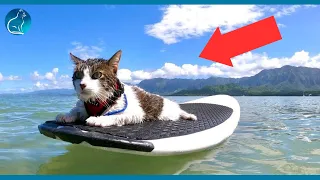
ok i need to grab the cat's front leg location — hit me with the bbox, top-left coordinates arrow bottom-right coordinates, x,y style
56,100 -> 88,123
86,116 -> 116,127
55,113 -> 77,123
86,114 -> 144,127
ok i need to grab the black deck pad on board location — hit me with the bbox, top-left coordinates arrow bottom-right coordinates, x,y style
38,103 -> 233,152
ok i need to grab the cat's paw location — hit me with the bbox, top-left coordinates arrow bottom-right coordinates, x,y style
188,114 -> 197,121
86,116 -> 117,127
181,112 -> 197,121
55,113 -> 76,123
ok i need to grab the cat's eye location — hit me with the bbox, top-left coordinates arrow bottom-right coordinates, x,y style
92,72 -> 102,79
73,71 -> 84,79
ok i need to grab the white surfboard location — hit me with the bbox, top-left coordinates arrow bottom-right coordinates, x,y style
38,95 -> 240,156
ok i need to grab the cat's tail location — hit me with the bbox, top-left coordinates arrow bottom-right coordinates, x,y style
180,110 -> 197,120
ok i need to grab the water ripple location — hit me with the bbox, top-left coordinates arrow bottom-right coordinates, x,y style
0,95 -> 319,174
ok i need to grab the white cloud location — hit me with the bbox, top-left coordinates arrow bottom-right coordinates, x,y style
145,5 -> 317,44
32,73 -> 72,90
274,5 -> 301,17
117,69 -> 132,82
117,50 -> 320,83
69,41 -> 104,59
31,68 -> 59,81
132,70 -> 153,80
34,81 -> 49,89
0,73 -> 21,81
277,23 -> 286,28
30,68 -> 72,90
60,75 -> 70,79
52,68 -> 59,74
274,5 -> 315,17
45,72 -> 55,81
31,71 -> 43,80
7,75 -> 21,81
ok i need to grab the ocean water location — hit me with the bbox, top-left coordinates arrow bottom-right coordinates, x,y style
0,94 -> 319,174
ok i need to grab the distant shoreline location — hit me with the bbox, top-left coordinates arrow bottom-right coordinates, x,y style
164,94 -> 317,97
0,93 -> 317,97
165,83 -> 320,97
1,87 -> 319,97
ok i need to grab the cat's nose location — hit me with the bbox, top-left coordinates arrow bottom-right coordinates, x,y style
80,83 -> 86,90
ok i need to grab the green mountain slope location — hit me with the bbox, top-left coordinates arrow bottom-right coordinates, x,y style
138,65 -> 320,95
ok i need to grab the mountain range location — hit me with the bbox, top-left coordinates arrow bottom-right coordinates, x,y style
137,65 -> 320,95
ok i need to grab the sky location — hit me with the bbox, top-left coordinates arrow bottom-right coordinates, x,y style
0,5 -> 320,93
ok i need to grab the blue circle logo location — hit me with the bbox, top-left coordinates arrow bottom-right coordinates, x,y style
5,8 -> 31,35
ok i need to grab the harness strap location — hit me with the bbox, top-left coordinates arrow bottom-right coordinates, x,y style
104,93 -> 127,116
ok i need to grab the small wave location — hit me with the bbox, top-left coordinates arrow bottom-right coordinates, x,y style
296,135 -> 312,142
290,155 -> 309,161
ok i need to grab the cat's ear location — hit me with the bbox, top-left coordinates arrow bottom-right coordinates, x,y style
108,50 -> 122,74
69,53 -> 83,64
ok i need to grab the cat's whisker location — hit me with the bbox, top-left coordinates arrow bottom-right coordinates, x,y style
94,91 -> 107,102
97,93 -> 112,108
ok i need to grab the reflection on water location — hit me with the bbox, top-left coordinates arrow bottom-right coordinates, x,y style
37,144 -> 216,174
0,95 -> 320,174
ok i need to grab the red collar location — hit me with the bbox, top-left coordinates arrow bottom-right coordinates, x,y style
84,80 -> 124,117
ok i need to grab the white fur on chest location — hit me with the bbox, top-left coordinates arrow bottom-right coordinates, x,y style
71,85 -> 146,126
102,85 -> 145,118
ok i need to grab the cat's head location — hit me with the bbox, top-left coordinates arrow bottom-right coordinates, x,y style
69,50 -> 122,102
18,9 -> 25,17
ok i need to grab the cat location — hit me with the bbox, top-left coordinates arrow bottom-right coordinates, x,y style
6,9 -> 27,35
55,50 -> 197,127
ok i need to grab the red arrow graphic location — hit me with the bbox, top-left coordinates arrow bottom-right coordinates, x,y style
199,16 -> 282,67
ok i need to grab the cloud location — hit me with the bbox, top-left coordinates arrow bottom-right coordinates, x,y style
32,74 -> 72,90
60,75 -> 70,79
145,5 -> 316,44
69,41 -> 104,59
31,68 -> 59,81
52,68 -> 59,74
31,71 -> 43,80
0,73 -> 21,81
7,75 -> 21,81
117,69 -> 133,82
274,5 -> 315,17
29,68 -> 73,90
45,72 -> 55,81
117,50 -> 320,83
34,81 -> 49,89
277,23 -> 286,28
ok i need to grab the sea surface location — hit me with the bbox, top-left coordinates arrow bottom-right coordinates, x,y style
0,94 -> 319,174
